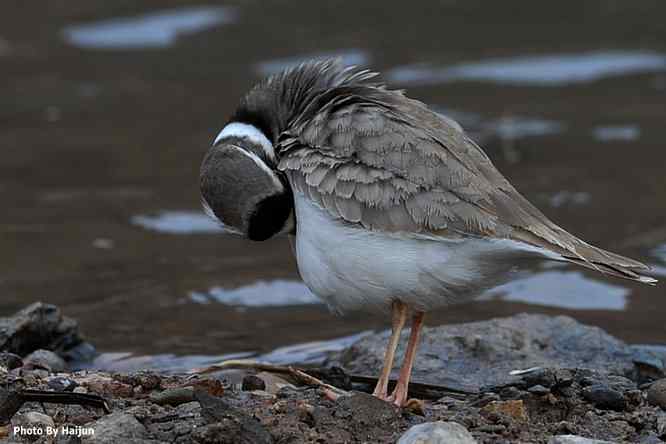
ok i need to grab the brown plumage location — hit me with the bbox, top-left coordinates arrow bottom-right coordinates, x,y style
275,59 -> 654,284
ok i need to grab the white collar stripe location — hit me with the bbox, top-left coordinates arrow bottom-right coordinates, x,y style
213,122 -> 275,161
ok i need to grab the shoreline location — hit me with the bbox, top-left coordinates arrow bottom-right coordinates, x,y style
1,303 -> 666,443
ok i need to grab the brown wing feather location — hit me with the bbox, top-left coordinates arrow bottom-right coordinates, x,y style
278,84 -> 654,284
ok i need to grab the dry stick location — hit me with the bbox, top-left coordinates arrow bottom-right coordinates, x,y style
191,360 -> 348,397
191,360 -> 477,400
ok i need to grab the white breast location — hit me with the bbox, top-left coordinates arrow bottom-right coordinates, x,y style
293,193 -> 551,314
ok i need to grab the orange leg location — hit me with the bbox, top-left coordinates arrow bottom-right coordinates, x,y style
388,311 -> 425,407
372,301 -> 408,400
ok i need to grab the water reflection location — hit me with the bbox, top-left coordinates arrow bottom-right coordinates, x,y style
592,125 -> 641,142
79,332 -> 371,372
486,270 -> 629,310
187,270 -> 631,312
189,280 -> 319,307
387,51 -> 666,86
131,210 -> 223,234
62,6 -> 238,50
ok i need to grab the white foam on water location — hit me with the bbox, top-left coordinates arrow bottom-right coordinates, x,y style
592,125 -> 641,142
486,270 -> 629,311
386,51 -> 666,86
255,49 -> 370,76
62,6 -> 238,50
190,280 -> 320,307
131,211 -> 224,234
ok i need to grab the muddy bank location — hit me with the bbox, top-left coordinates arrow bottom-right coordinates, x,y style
1,303 -> 666,443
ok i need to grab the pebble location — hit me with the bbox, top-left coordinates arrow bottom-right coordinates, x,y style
647,379 -> 666,410
23,349 -> 67,372
581,384 -> 626,411
149,387 -> 195,406
47,376 -> 78,392
0,352 -> 23,370
242,374 -> 267,391
528,384 -> 550,395
398,421 -> 477,444
548,435 -> 614,444
11,411 -> 55,441
656,412 -> 666,437
86,412 -> 147,443
480,400 -> 528,422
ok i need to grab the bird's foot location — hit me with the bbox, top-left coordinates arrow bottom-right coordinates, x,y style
372,387 -> 390,402
387,383 -> 408,407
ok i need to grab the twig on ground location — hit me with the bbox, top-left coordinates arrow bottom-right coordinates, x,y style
190,360 -> 348,397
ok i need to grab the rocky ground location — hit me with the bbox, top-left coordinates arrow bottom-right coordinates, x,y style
2,303 -> 666,443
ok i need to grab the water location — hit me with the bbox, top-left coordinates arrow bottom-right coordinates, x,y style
1,1 -> 665,370
386,51 -> 666,86
131,211 -> 223,234
62,7 -> 238,50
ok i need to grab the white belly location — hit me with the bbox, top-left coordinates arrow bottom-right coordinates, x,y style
293,193 -> 548,314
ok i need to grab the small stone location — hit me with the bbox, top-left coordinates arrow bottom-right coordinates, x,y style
254,371 -> 294,394
581,384 -> 626,411
656,412 -> 666,437
149,387 -> 195,406
11,411 -> 55,442
47,376 -> 78,391
480,399 -> 528,422
86,412 -> 147,443
548,435 -> 614,444
77,374 -> 133,397
553,369 -> 574,389
185,377 -> 225,397
528,384 -> 550,395
398,421 -> 477,444
0,352 -> 22,370
647,379 -> 666,410
522,368 -> 556,388
242,374 -> 266,391
639,433 -> 664,444
23,349 -> 67,372
297,401 -> 315,426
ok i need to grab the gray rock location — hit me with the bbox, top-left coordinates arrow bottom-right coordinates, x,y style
11,411 -> 55,442
342,314 -> 635,390
648,379 -> 666,410
0,302 -> 95,360
528,384 -> 550,395
548,435 -> 614,444
581,384 -> 626,411
0,352 -> 23,370
632,344 -> 666,379
657,412 -> 666,437
82,412 -> 148,443
47,376 -> 78,392
398,421 -> 477,444
24,349 -> 68,372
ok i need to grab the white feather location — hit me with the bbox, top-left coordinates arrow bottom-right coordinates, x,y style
213,122 -> 275,161
293,193 -> 555,314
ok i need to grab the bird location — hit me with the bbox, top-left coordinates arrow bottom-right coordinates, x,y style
199,59 -> 657,407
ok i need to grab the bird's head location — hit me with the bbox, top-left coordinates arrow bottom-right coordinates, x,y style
199,122 -> 293,241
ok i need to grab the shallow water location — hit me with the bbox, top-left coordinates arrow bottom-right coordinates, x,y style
386,51 -> 666,86
1,1 -> 665,370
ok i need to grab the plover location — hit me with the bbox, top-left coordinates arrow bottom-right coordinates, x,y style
200,60 -> 656,406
